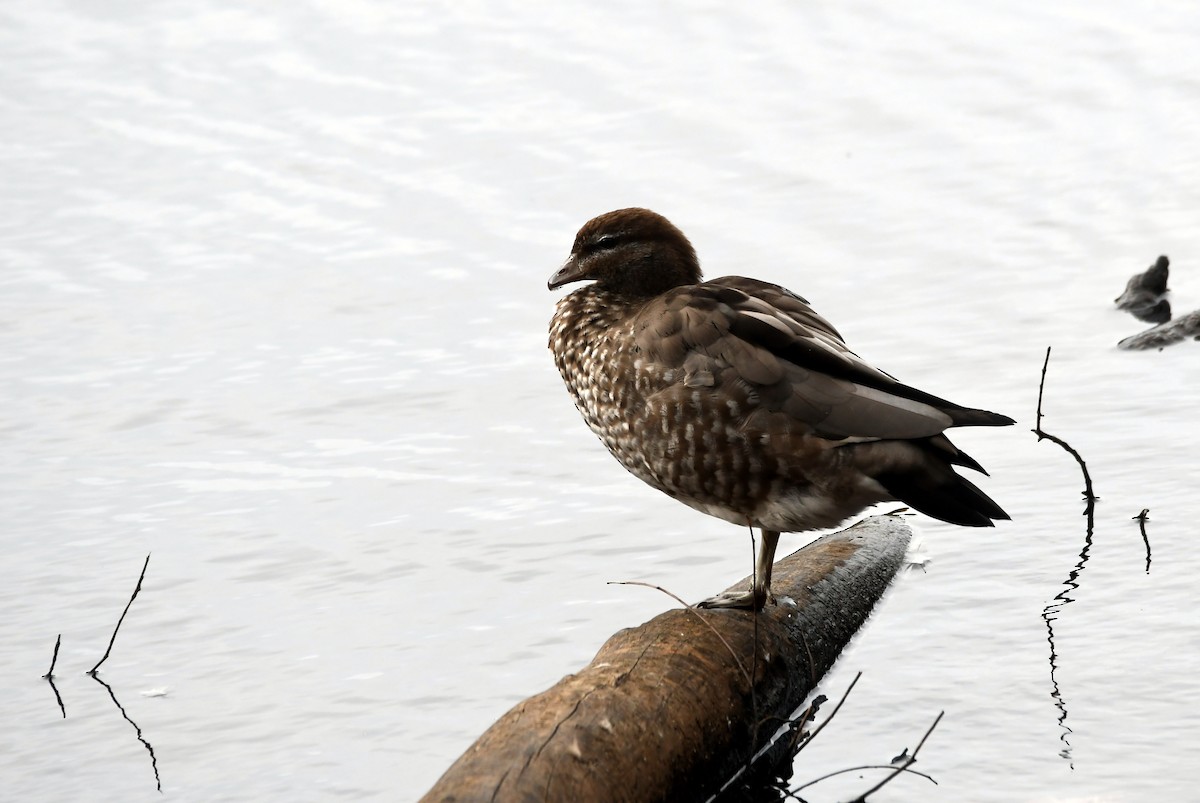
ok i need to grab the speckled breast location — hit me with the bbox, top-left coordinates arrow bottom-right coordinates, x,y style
549,288 -> 775,524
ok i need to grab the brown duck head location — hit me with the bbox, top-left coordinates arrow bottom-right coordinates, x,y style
548,208 -> 702,297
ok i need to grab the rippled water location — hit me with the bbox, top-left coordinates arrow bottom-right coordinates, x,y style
3,2 -> 1199,801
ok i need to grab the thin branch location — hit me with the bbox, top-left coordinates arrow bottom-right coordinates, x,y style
1134,509 -> 1152,574
747,526 -> 762,767
791,763 -> 938,792
608,580 -> 751,688
1035,345 -> 1050,433
776,695 -> 824,755
43,633 -> 62,680
794,671 -> 860,757
713,674 -> 832,799
89,554 -> 150,676
42,634 -> 67,718
844,710 -> 943,802
1033,347 -> 1097,515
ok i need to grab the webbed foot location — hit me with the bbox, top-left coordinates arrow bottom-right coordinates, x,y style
696,588 -> 774,612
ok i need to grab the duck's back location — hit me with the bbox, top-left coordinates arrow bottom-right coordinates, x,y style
549,274 -> 1010,531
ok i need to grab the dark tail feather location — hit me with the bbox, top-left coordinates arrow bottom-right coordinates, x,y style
947,407 -> 1016,428
927,433 -> 988,475
876,468 -> 1010,527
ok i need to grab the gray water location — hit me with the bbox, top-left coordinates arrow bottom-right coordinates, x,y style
3,2 -> 1199,801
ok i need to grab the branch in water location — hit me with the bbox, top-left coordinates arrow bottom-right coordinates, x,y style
89,554 -> 151,676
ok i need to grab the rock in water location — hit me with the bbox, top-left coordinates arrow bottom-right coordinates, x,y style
547,208 -> 1012,610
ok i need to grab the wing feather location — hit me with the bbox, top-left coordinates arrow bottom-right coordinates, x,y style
634,276 -> 1011,441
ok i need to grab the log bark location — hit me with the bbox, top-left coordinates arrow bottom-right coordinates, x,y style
421,515 -> 911,803
1118,308 -> 1200,350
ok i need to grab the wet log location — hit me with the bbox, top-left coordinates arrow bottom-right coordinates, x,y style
421,515 -> 911,803
1118,308 -> 1200,350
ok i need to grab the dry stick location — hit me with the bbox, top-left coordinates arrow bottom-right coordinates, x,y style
726,672 -> 862,797
735,673 -> 864,800
44,634 -> 66,719
89,554 -> 151,676
611,576 -> 766,799
1034,347 -> 1097,514
794,671 -> 861,756
606,580 -> 752,687
714,635 -> 827,800
717,697 -> 824,799
771,697 -> 821,759
791,764 -> 937,792
1134,509 -> 1152,574
844,710 -> 944,802
747,526 -> 762,777
42,633 -> 62,679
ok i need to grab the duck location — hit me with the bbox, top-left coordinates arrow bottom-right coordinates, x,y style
547,208 -> 1012,611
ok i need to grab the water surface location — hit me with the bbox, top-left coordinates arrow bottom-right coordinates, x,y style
3,2 -> 1199,800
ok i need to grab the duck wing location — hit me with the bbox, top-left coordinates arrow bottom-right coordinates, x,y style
634,275 -> 1013,443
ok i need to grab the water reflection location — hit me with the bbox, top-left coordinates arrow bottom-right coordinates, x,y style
1034,346 -> 1098,769
91,673 -> 162,793
5,1 -> 1200,799
38,555 -> 162,791
41,634 -> 66,719
38,636 -> 163,793
1041,505 -> 1093,770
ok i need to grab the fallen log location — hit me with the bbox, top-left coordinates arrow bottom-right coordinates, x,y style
1118,308 -> 1200,350
421,515 -> 912,803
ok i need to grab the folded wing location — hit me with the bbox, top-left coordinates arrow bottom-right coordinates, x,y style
635,275 -> 1013,444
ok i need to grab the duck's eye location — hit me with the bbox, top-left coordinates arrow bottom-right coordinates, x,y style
589,232 -> 622,252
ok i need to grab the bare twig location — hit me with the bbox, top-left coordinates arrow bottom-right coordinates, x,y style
748,528 -> 760,775
776,694 -> 825,756
44,634 -> 66,718
843,710 -> 944,802
1033,347 -> 1097,515
793,671 -> 861,756
712,674 -> 835,800
607,580 -> 751,688
1134,509 -> 1152,574
43,633 -> 62,680
791,763 -> 937,792
89,554 -> 150,676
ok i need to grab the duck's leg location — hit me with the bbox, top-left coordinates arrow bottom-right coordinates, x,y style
697,529 -> 781,612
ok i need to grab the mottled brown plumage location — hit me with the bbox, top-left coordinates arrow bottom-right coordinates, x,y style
548,208 -> 1012,610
